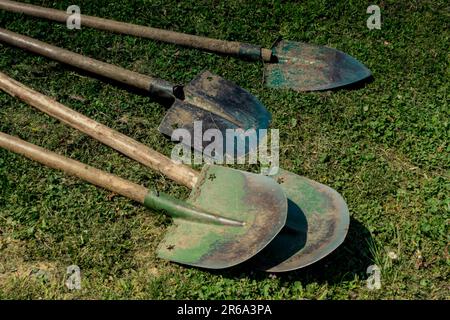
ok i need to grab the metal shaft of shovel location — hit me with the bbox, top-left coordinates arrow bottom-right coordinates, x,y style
0,71 -> 350,273
0,27 -> 271,157
0,71 -> 288,269
0,0 -> 372,91
0,132 -> 246,227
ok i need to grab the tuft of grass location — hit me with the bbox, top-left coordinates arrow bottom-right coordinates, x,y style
0,0 -> 448,299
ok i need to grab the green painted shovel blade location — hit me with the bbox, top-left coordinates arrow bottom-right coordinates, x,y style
250,169 -> 350,272
156,164 -> 287,269
265,41 -> 372,91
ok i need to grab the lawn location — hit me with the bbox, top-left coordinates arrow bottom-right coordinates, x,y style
0,0 -> 448,299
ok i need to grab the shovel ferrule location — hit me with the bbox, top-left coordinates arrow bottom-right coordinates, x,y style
237,44 -> 272,62
144,191 -> 245,227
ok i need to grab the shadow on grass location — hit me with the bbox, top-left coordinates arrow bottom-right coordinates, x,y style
205,217 -> 373,286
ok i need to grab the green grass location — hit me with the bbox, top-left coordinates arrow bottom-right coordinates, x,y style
0,0 -> 448,299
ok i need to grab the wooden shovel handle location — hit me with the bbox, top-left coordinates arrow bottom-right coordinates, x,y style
0,132 -> 148,203
0,72 -> 200,188
0,28 -> 175,100
0,0 -> 273,62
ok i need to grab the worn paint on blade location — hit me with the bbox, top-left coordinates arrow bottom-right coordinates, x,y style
156,164 -> 287,269
158,71 -> 271,158
250,168 -> 350,272
265,40 -> 372,91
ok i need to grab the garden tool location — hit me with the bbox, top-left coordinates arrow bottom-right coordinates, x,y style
0,27 -> 271,158
0,0 -> 372,91
0,71 -> 349,272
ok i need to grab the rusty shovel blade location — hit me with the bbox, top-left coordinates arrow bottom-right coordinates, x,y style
159,71 -> 271,159
249,169 -> 350,272
157,164 -> 288,269
265,41 -> 372,91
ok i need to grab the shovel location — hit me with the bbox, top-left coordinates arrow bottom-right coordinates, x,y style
0,71 -> 349,272
0,0 -> 372,91
0,27 -> 271,158
0,75 -> 289,270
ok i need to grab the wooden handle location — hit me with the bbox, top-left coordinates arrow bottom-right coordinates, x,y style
0,132 -> 148,203
0,28 -> 175,99
0,0 -> 273,62
0,72 -> 200,188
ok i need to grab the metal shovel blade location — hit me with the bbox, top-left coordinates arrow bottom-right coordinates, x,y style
157,164 -> 287,269
250,169 -> 350,272
158,71 -> 271,158
265,41 -> 372,91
